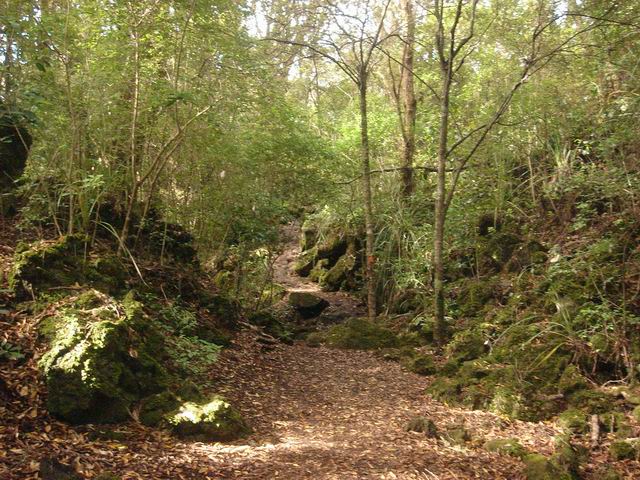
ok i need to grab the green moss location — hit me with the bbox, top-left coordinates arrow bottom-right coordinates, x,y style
167,397 -> 250,442
406,355 -> 436,376
523,454 -> 572,480
9,235 -> 87,299
456,279 -> 498,318
288,291 -> 329,318
557,408 -> 588,434
321,252 -> 356,292
306,331 -> 324,347
557,365 -> 587,395
484,438 -> 527,459
140,391 -> 181,427
38,290 -> 168,424
322,318 -> 399,350
293,247 -> 318,277
609,440 -> 639,461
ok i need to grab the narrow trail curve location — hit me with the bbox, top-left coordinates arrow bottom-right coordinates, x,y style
194,223 -> 559,479
271,221 -> 366,320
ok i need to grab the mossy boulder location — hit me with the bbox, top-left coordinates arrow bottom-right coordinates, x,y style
316,233 -> 348,263
405,416 -> 438,438
10,235 -> 87,299
457,279 -> 498,318
167,397 -> 250,442
557,408 -> 588,434
321,252 -> 356,292
293,247 -> 318,277
484,438 -> 527,458
9,236 -> 128,300
557,365 -> 588,395
288,291 -> 329,318
406,355 -> 437,376
609,440 -> 639,461
322,318 -> 398,350
308,259 -> 329,283
38,290 -> 168,424
140,391 -> 181,427
523,454 -> 572,480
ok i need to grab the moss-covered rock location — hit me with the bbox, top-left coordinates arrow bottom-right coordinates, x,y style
523,454 -> 572,480
140,391 -> 181,427
484,438 -> 527,458
406,355 -> 437,376
321,252 -> 356,292
167,397 -> 250,442
557,365 -> 588,395
248,310 -> 293,343
609,440 -> 639,461
293,247 -> 318,277
322,318 -> 398,350
39,290 -> 168,424
288,291 -> 329,318
557,408 -> 588,434
10,235 -> 87,299
316,233 -> 348,263
9,236 -> 129,300
405,416 -> 438,438
308,259 -> 329,283
490,386 -> 524,419
456,279 -> 499,318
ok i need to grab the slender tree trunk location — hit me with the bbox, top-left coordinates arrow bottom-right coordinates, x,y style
359,70 -> 376,321
119,23 -> 141,253
433,68 -> 451,344
400,0 -> 416,199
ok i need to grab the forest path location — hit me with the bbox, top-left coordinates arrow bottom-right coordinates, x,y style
271,221 -> 366,320
203,331 -> 557,479
191,223 -> 557,479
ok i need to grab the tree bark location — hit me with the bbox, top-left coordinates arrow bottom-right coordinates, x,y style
359,69 -> 376,321
399,0 -> 416,198
433,65 -> 451,344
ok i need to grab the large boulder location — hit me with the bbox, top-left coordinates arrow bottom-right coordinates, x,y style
167,397 -> 250,442
321,251 -> 356,291
38,290 -> 168,424
288,291 -> 329,318
9,236 -> 127,300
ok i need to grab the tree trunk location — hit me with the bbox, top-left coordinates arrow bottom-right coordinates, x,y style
400,0 -> 416,199
433,68 -> 451,344
359,70 -> 376,321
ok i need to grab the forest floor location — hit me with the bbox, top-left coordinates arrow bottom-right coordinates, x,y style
0,221 -> 624,479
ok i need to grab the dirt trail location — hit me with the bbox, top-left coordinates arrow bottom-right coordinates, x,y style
202,332 -> 559,479
272,221 -> 365,320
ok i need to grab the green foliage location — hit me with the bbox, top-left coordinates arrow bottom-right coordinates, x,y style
0,340 -> 25,361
